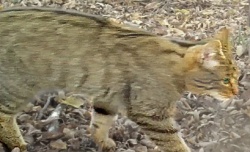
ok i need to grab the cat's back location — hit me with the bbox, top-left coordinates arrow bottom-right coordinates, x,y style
0,7 -> 182,113
0,7 -> 179,88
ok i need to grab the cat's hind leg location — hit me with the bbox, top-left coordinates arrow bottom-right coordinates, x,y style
0,112 -> 27,152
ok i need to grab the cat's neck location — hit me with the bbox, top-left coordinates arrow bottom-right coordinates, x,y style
156,38 -> 207,94
175,45 -> 204,73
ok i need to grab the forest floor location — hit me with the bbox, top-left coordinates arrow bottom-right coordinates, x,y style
1,0 -> 250,152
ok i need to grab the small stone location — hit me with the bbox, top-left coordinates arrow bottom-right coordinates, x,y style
134,145 -> 147,152
50,139 -> 67,150
11,147 -> 20,152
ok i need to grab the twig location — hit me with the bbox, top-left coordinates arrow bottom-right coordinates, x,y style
152,1 -> 168,15
36,89 -> 67,120
37,95 -> 55,120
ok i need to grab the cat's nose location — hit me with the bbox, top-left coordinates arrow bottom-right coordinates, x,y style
231,79 -> 239,95
232,85 -> 239,95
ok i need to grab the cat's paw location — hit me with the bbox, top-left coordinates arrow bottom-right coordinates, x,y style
19,143 -> 28,152
98,138 -> 116,152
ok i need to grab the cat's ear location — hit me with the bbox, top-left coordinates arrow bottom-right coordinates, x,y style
214,27 -> 232,58
198,40 -> 222,69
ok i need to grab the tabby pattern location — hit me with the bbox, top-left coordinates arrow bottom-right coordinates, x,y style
0,7 -> 239,152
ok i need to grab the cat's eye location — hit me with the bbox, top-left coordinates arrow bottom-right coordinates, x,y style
223,78 -> 230,84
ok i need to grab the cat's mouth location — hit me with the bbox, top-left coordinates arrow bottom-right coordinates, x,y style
208,92 -> 231,101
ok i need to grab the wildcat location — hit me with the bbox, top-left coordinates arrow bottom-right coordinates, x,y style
0,7 -> 239,152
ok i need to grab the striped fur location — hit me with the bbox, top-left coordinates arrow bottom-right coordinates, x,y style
0,7 -> 239,152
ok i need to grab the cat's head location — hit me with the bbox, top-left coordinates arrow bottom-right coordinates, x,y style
184,27 -> 239,101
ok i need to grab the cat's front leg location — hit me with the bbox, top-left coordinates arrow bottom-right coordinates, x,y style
88,82 -> 130,151
89,109 -> 117,152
